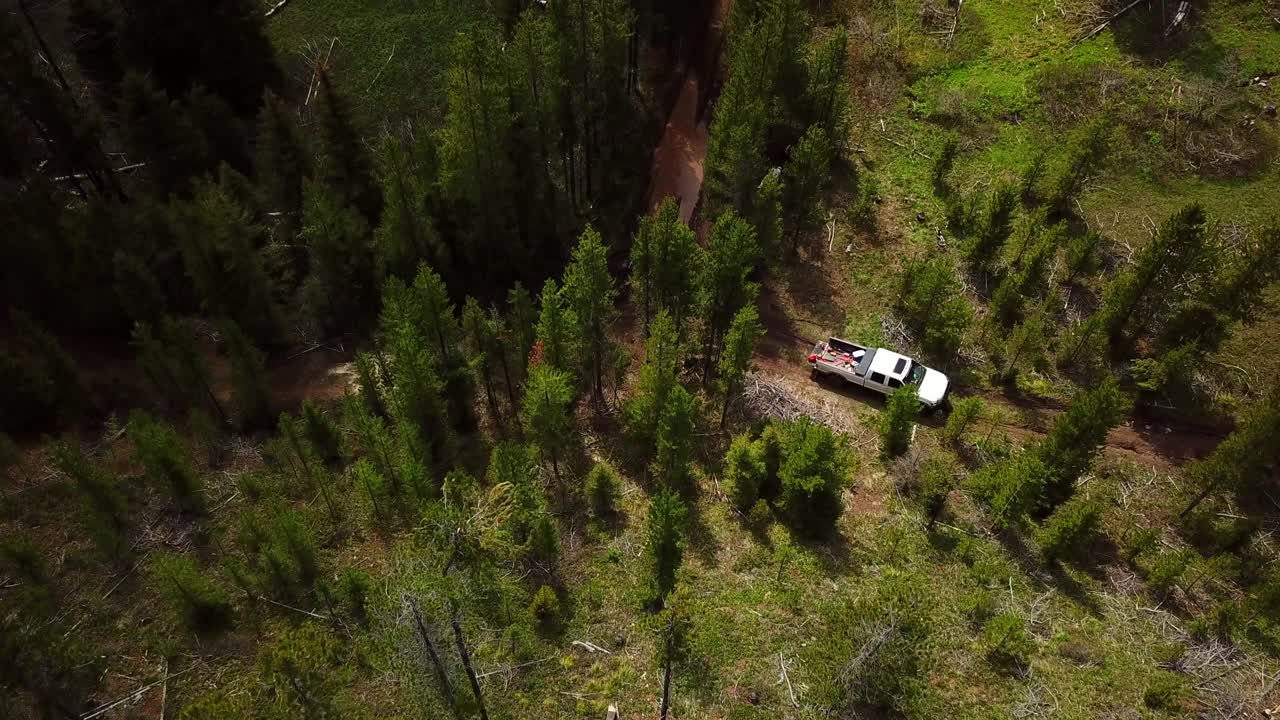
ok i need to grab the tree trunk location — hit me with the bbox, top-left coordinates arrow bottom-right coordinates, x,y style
719,378 -> 735,430
409,599 -> 458,716
450,609 -> 490,720
660,631 -> 673,720
1179,475 -> 1221,519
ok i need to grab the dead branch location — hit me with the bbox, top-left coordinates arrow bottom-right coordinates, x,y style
1075,0 -> 1147,45
777,652 -> 799,708
264,0 -> 290,17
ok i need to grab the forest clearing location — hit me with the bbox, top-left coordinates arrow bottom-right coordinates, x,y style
3,1 -> 1280,719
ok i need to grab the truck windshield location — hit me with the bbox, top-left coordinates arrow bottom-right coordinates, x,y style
907,362 -> 926,385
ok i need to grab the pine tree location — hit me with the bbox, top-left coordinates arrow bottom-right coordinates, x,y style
278,412 -> 341,525
970,452 -> 1051,529
353,352 -> 387,418
804,26 -> 850,136
255,90 -> 310,236
775,418 -> 850,537
752,168 -> 784,266
1101,204 -> 1210,345
132,318 -> 225,424
315,68 -> 380,222
1037,497 -> 1102,562
150,553 -> 232,632
259,624 -> 343,720
880,384 -> 921,457
966,184 -> 1018,272
439,29 -> 518,282
113,251 -> 167,327
704,79 -> 769,214
117,72 -> 213,192
382,264 -> 473,432
462,297 -> 502,421
222,319 -> 272,430
374,134 -> 448,282
918,455 -> 957,529
171,180 -> 279,343
698,211 -> 762,381
998,310 -> 1047,382
625,310 -> 681,451
535,278 -> 579,372
301,400 -> 343,464
1046,117 -> 1111,215
1035,378 -> 1127,512
8,311 -> 88,425
782,125 -> 832,250
301,181 -> 379,335
66,0 -> 123,105
52,440 -> 128,558
584,462 -> 620,518
630,199 -> 700,336
522,364 -> 574,485
562,226 -> 616,406
897,257 -> 973,359
654,386 -> 697,490
646,491 -> 687,604
716,306 -> 764,428
508,282 -> 538,375
386,328 -> 447,468
942,396 -> 983,446
130,411 -> 204,512
1179,378 -> 1280,518
932,136 -> 959,197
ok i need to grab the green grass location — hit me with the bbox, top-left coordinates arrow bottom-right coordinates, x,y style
266,0 -> 483,128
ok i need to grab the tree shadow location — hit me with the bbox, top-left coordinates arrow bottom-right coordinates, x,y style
997,527 -> 1106,618
1110,1 -> 1231,80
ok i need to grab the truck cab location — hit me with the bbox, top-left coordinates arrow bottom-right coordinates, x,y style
808,338 -> 950,409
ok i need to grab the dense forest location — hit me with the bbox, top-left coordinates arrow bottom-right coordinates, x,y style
2,0 -> 1280,718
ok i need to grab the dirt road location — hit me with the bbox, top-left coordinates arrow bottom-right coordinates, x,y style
645,0 -> 730,221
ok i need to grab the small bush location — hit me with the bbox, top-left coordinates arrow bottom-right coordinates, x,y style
530,585 -> 560,631
1124,525 -> 1160,561
724,433 -> 767,510
748,499 -> 772,528
237,471 -> 273,502
1144,550 -> 1192,596
528,514 -> 559,565
130,411 -> 205,512
879,384 -> 920,457
151,553 -> 233,632
1143,670 -> 1189,711
942,396 -> 983,446
969,453 -> 1050,529
584,462 -> 620,517
1036,498 -> 1102,562
806,571 -> 933,712
339,569 -> 372,625
302,400 -> 343,464
917,455 -> 957,528
776,418 -> 852,537
962,589 -> 998,626
0,536 -> 45,584
983,613 -> 1034,667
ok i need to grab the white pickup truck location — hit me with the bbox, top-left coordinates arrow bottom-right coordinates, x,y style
807,337 -> 950,410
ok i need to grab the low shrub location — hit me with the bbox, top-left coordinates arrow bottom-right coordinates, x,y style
983,613 -> 1034,667
1143,670 -> 1189,711
151,553 -> 233,632
530,585 -> 561,631
725,433 -> 767,510
1037,498 -> 1102,562
584,462 -> 620,518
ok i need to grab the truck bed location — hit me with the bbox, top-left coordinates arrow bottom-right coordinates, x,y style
811,340 -> 873,378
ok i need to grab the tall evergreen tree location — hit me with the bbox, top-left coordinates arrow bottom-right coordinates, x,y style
630,199 -> 700,336
1101,204 -> 1210,345
1035,378 -> 1127,512
1179,378 -> 1280,518
222,319 -> 272,430
716,306 -> 764,428
132,318 -> 225,424
562,226 -> 617,406
129,411 -> 204,512
625,310 -> 681,451
966,184 -> 1018,272
171,180 -> 279,343
646,491 -> 687,604
752,168 -> 784,266
315,68 -> 381,222
534,279 -> 579,372
804,26 -> 849,137
507,282 -> 538,376
654,386 -> 697,490
897,257 -> 972,358
522,364 -> 574,485
781,125 -> 832,249
374,134 -> 448,283
301,181 -> 378,336
698,211 -> 761,380
462,297 -> 502,421
255,91 -> 310,236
